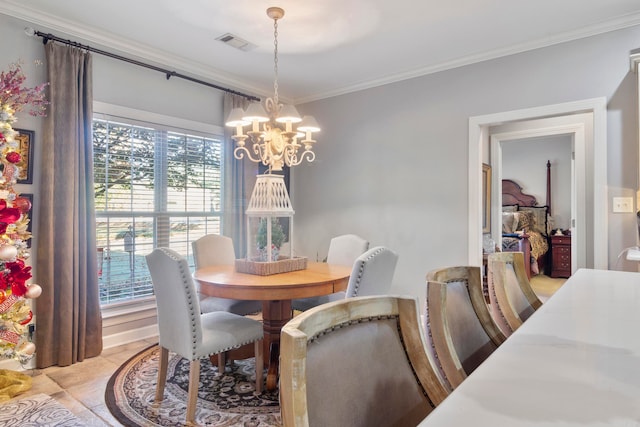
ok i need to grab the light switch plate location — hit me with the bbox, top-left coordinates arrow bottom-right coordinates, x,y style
612,197 -> 634,213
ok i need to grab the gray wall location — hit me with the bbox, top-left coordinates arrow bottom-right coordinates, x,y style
294,25 -> 640,299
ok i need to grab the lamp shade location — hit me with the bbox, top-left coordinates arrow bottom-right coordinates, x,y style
276,104 -> 302,123
243,102 -> 269,122
225,108 -> 250,127
298,115 -> 320,132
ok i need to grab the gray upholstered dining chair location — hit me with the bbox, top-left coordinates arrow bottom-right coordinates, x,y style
292,234 -> 368,311
280,295 -> 449,427
292,245 -> 397,312
146,247 -> 264,425
192,234 -> 262,315
325,233 -> 369,265
425,266 -> 506,390
487,251 -> 543,336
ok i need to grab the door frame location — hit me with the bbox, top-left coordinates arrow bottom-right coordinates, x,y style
468,97 -> 607,269
490,124 -> 580,275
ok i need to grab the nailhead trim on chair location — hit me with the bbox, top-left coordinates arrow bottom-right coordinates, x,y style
488,268 -> 510,330
424,304 -> 454,393
159,248 -> 201,359
307,314 -> 398,343
351,247 -> 386,297
158,248 -> 263,358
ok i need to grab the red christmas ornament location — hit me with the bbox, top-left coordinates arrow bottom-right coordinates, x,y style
5,152 -> 21,164
13,196 -> 31,213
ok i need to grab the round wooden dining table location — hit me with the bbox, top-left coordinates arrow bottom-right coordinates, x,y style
193,261 -> 351,390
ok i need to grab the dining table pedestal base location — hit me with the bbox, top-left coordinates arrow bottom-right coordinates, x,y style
262,299 -> 293,390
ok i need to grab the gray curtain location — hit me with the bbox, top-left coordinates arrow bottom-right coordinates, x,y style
222,94 -> 255,258
36,43 -> 102,368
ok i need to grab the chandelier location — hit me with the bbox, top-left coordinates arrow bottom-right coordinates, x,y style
225,7 -> 320,173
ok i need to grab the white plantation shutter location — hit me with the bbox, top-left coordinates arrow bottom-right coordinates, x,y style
93,106 -> 224,305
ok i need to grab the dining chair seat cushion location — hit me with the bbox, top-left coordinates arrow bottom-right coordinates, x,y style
199,297 -> 262,316
194,311 -> 264,359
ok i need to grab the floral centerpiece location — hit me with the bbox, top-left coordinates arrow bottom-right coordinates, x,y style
0,62 -> 47,366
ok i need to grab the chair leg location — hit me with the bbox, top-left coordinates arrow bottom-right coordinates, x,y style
254,339 -> 263,394
217,351 -> 226,374
155,346 -> 169,403
186,359 -> 200,425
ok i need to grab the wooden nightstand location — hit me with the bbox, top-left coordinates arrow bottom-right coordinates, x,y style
550,234 -> 571,278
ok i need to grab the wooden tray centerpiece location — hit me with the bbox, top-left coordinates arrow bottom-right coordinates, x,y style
235,256 -> 308,276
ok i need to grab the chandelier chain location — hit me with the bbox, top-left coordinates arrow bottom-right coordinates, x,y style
273,16 -> 279,107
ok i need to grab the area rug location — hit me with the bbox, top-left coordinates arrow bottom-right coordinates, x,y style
0,393 -> 85,426
105,344 -> 281,427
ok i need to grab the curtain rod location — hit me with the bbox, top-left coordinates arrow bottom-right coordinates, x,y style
27,28 -> 261,102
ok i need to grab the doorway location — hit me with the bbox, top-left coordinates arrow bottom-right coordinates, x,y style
467,97 -> 608,270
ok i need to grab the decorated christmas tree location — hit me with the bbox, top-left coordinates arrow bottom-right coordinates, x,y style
0,62 -> 47,370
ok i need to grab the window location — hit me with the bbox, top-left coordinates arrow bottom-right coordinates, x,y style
93,104 -> 224,306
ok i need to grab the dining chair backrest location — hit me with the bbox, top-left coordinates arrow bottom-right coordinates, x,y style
326,234 -> 369,266
487,252 -> 543,336
192,234 -> 236,268
280,295 -> 449,427
346,246 -> 398,297
191,234 -> 262,315
146,247 -> 203,358
425,266 -> 506,390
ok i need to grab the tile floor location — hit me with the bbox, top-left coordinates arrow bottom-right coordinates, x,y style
8,337 -> 158,426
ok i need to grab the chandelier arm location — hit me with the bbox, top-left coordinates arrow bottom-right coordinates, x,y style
299,150 -> 315,164
234,145 -> 261,163
283,145 -> 315,167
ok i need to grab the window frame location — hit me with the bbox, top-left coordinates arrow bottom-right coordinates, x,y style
93,101 -> 226,311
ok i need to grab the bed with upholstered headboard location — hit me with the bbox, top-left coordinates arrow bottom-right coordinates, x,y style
501,161 -> 552,278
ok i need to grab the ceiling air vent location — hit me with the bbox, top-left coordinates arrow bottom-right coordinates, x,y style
216,33 -> 256,51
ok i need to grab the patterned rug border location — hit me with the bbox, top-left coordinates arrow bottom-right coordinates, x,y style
104,343 -> 156,427
105,343 -> 281,427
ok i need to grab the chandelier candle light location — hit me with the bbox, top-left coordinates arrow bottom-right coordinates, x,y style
225,6 -> 320,173
228,7 -> 317,275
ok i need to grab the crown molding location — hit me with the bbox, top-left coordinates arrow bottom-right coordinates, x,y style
2,2 -> 640,104
295,11 -> 640,104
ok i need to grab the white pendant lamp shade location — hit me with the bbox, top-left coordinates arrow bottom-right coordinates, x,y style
298,115 -> 321,132
225,108 -> 250,127
275,104 -> 302,124
242,102 -> 269,122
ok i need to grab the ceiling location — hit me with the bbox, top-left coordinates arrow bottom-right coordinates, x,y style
2,0 -> 640,104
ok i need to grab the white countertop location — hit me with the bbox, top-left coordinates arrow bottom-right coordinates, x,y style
419,268 -> 640,427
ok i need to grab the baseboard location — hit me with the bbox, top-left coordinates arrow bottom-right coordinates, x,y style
102,324 -> 158,350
